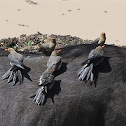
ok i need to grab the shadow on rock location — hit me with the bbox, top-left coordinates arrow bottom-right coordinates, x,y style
92,56 -> 112,87
22,65 -> 32,82
53,62 -> 68,77
43,80 -> 61,105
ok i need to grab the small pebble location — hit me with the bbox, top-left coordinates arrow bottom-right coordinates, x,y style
104,11 -> 108,13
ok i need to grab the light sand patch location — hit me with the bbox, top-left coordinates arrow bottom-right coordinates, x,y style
0,0 -> 126,46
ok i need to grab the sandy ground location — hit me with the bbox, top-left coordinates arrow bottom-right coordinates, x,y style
0,0 -> 126,46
